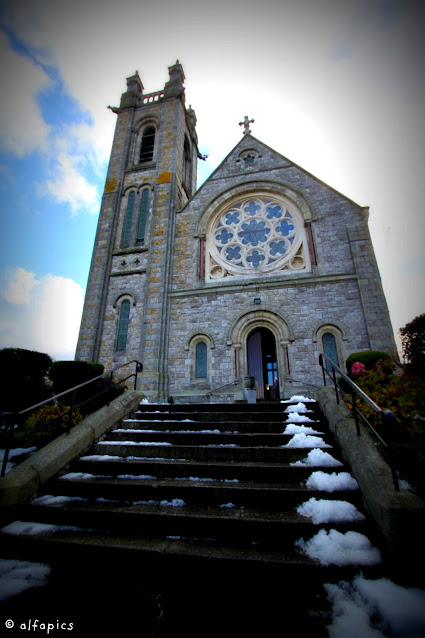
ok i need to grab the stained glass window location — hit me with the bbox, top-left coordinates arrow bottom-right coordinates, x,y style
211,197 -> 302,271
195,342 -> 207,378
116,300 -> 130,351
322,332 -> 339,372
122,192 -> 135,247
138,190 -> 149,242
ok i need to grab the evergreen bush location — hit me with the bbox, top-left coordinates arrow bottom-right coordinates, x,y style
0,348 -> 53,412
48,360 -> 104,395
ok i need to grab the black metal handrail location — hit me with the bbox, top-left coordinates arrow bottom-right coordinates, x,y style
206,379 -> 241,397
319,352 -> 399,490
0,359 -> 143,477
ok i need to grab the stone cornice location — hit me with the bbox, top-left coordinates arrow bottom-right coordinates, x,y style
169,273 -> 358,298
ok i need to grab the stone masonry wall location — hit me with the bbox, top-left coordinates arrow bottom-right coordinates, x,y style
166,134 -> 397,400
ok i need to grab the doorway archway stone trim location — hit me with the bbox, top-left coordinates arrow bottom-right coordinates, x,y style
227,308 -> 295,346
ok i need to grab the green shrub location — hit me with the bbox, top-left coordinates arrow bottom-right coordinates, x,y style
48,360 -> 125,416
23,403 -> 83,447
48,360 -> 104,394
345,351 -> 392,376
0,348 -> 53,412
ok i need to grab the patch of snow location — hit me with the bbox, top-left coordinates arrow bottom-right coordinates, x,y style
285,412 -> 316,423
282,433 -> 331,448
290,449 -> 343,467
284,424 -> 324,435
306,471 -> 358,491
31,495 -> 88,506
207,444 -> 238,447
79,454 -> 123,461
179,429 -> 221,433
0,446 -> 38,474
325,575 -> 425,638
117,474 -> 157,480
282,395 -> 316,403
285,402 -> 309,413
296,497 -> 365,524
98,440 -> 172,446
60,472 -> 112,480
187,476 -> 215,482
113,428 -> 161,433
159,498 -> 185,506
0,558 -> 51,602
0,521 -> 85,536
398,478 -> 413,491
295,529 -> 381,566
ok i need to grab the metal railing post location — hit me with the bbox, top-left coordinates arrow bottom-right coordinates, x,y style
319,355 -> 326,386
0,413 -> 15,477
381,410 -> 400,491
108,370 -> 113,406
351,390 -> 361,436
331,366 -> 340,404
67,389 -> 76,434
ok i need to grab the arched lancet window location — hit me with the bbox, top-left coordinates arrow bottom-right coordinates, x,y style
183,136 -> 191,191
195,341 -> 207,378
116,300 -> 131,351
138,189 -> 149,243
122,191 -> 135,247
140,126 -> 155,162
322,332 -> 339,372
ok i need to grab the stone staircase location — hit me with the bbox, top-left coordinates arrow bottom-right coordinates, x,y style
0,398 -> 385,636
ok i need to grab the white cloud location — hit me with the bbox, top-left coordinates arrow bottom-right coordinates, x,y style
1,0 -> 424,343
0,31 -> 50,157
2,267 -> 39,304
0,267 -> 84,360
45,151 -> 99,215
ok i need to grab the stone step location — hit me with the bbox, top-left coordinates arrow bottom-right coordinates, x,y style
103,430 -> 330,447
6,500 -> 370,547
43,475 -> 363,509
131,410 -> 323,423
0,526 -> 382,586
119,418 -> 326,432
1,395 -> 385,629
70,457 -> 347,483
136,400 -> 319,413
91,441 -> 335,462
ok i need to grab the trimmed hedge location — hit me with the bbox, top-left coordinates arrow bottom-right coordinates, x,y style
47,360 -> 125,417
0,348 -> 53,412
48,360 -> 104,394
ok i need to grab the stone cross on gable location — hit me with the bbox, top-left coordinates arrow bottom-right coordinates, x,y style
239,116 -> 254,136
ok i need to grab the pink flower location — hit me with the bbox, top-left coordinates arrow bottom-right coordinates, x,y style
351,361 -> 366,376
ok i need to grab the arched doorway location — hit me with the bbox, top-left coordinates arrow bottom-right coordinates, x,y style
247,328 -> 279,400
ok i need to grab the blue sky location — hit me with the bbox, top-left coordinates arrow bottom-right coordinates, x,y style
0,0 -> 424,360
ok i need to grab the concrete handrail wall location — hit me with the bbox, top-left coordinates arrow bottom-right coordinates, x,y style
0,390 -> 144,508
317,385 -> 425,572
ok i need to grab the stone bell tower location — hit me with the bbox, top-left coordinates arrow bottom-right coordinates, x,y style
75,61 -> 199,400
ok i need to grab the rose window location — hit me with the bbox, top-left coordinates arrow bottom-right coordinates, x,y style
211,198 -> 300,271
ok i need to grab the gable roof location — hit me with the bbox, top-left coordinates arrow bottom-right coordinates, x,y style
196,133 -> 366,211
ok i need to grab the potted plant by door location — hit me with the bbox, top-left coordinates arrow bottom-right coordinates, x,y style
245,376 -> 257,404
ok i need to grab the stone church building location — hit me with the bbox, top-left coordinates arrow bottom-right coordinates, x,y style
75,61 -> 397,402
